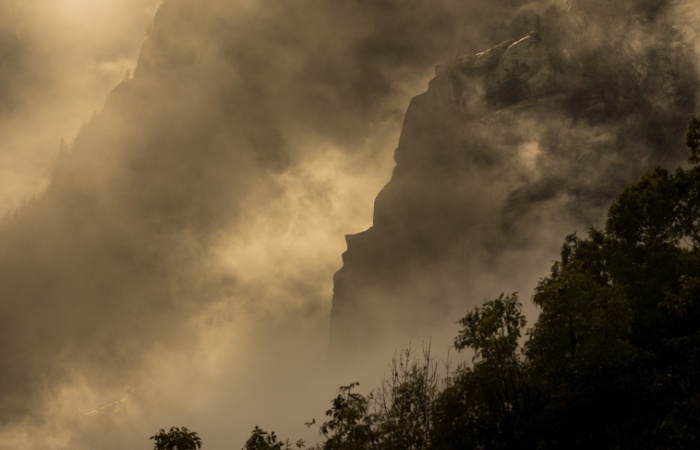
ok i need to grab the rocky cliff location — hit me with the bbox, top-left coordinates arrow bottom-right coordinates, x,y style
0,0 -> 538,434
331,1 -> 700,352
2,1 -> 700,446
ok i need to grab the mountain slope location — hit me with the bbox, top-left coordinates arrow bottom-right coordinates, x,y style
0,0 -> 544,439
331,1 -> 700,352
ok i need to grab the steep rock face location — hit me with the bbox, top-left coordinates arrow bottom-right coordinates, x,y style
331,3 -> 700,351
0,0 -> 540,428
1,0 -> 698,436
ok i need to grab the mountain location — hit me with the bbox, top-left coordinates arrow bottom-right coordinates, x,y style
330,1 -> 700,352
0,0 -> 542,439
1,0 -> 699,447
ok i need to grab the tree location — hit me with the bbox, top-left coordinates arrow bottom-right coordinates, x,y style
242,426 -> 305,450
454,293 -> 526,363
318,383 -> 379,450
433,294 -> 530,450
434,117 -> 700,449
518,116 -> 700,448
374,345 -> 444,450
150,427 -> 202,450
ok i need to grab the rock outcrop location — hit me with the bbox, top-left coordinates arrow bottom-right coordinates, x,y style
0,0 -> 531,429
330,2 -> 700,352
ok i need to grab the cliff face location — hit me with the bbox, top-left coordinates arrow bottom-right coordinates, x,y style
1,0 -> 699,444
331,3 -> 700,351
0,0 -> 536,432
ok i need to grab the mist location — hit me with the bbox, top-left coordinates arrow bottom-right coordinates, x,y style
0,0 -> 161,215
1,1 -> 699,449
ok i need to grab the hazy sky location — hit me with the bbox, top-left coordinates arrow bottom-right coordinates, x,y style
1,1 -> 699,449
0,0 -> 161,215
0,1 -> 415,447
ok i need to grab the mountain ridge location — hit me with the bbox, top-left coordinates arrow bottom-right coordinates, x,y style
330,2 -> 700,352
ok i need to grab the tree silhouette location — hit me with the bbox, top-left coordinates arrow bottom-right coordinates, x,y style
150,427 -> 202,450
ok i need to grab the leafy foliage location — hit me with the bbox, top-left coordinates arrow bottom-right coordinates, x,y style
318,383 -> 379,450
242,426 -> 305,450
455,293 -> 526,363
432,116 -> 700,449
150,427 -> 202,450
374,345 -> 444,450
433,294 -> 529,450
305,347 -> 446,450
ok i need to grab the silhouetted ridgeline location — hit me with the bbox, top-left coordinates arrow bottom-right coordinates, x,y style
0,0 -> 561,432
331,0 -> 700,353
1,1 -> 700,447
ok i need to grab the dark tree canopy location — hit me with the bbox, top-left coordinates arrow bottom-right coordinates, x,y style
150,427 -> 202,450
432,116 -> 700,449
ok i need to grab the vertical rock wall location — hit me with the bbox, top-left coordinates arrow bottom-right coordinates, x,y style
330,3 -> 700,353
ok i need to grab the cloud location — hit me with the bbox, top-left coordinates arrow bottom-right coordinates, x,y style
329,0 -> 700,356
0,1 -> 698,449
0,0 -> 160,215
